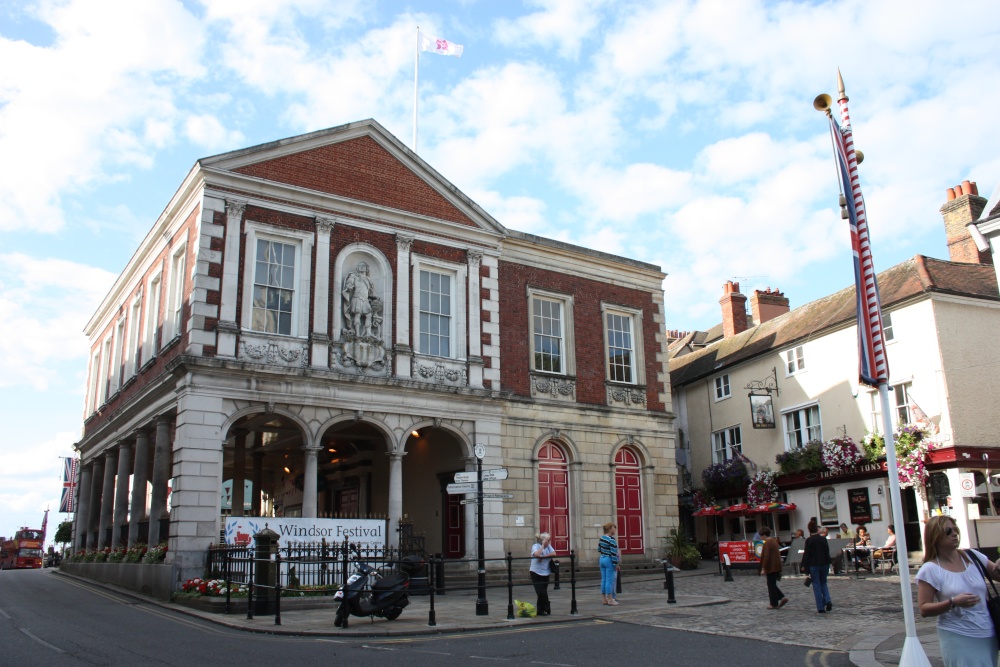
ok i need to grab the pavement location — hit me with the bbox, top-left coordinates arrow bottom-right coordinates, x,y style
56,562 -> 943,667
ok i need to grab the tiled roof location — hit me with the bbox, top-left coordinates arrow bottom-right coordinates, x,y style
669,255 -> 999,386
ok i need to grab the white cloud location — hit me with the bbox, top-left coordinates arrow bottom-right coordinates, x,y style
0,0 -> 207,233
0,254 -> 116,390
493,0 -> 610,60
185,113 -> 246,149
0,430 -> 77,527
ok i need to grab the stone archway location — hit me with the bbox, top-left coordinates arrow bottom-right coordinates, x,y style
222,411 -> 309,521
317,421 -> 392,519
402,426 -> 468,556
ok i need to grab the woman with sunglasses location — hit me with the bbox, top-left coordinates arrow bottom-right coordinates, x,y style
916,516 -> 1000,666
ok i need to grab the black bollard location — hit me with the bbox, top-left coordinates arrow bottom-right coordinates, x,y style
663,561 -> 676,603
569,551 -> 578,615
552,559 -> 560,590
506,552 -> 515,620
723,555 -> 734,582
428,555 -> 437,627
224,548 -> 231,615
274,551 -> 282,626
246,555 -> 255,620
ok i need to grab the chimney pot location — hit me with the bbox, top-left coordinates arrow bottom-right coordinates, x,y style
971,181 -> 979,196
750,287 -> 791,326
947,187 -> 956,201
941,177 -> 992,265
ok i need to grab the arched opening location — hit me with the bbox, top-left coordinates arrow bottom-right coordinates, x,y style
614,446 -> 644,554
318,422 -> 391,518
538,441 -> 570,554
222,412 -> 308,521
402,427 -> 466,556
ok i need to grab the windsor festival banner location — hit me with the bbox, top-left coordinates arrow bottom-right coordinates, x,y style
224,517 -> 386,549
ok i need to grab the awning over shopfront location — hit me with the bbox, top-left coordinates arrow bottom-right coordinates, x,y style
751,502 -> 797,514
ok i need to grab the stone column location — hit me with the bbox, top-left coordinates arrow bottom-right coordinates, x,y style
97,449 -> 118,549
302,446 -> 319,518
147,415 -> 173,546
128,428 -> 151,547
251,448 -> 264,517
87,456 -> 105,550
387,451 -> 406,548
467,250 -> 484,388
74,462 -> 94,551
231,430 -> 247,518
111,441 -> 132,548
394,234 -> 414,378
311,217 -> 334,368
216,199 -> 247,358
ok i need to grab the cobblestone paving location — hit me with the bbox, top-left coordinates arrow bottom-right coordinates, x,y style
604,569 -> 943,667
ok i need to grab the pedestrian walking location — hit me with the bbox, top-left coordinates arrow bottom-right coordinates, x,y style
598,522 -> 619,606
801,521 -> 833,613
757,526 -> 787,609
529,532 -> 556,616
917,515 -> 1000,667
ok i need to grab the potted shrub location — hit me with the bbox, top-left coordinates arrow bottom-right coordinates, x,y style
665,529 -> 701,570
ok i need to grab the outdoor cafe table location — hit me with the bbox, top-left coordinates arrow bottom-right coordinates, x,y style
842,545 -> 876,576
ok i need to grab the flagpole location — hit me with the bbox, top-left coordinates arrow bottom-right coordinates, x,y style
817,70 -> 930,667
413,26 -> 419,152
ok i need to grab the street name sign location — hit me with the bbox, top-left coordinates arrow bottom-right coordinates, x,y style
480,493 -> 513,499
446,482 -> 478,495
481,468 -> 509,481
453,472 -> 477,483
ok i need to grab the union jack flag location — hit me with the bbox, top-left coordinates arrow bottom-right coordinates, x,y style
827,92 -> 889,387
60,457 -> 79,513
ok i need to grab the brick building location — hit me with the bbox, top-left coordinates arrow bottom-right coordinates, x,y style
73,120 -> 677,587
669,182 -> 1000,552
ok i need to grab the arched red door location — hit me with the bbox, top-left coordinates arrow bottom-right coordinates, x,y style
615,446 -> 644,554
538,442 -> 570,554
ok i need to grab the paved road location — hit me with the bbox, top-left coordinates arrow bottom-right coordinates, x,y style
1,568 -> 852,666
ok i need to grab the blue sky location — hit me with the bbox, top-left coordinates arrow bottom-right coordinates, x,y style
2,0 -> 999,541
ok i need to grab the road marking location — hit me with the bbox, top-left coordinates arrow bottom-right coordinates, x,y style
469,657 -> 507,661
413,650 -> 453,655
20,628 -> 64,653
531,662 -> 575,666
361,645 -> 396,651
0,607 -> 11,619
368,619 -> 610,644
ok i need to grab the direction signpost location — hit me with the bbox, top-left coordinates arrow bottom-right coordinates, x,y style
446,482 -> 478,494
474,444 -> 487,616
454,468 -> 508,484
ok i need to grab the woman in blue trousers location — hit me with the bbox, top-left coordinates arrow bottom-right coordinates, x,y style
599,522 -> 619,605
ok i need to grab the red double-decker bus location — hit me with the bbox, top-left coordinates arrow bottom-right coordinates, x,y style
0,527 -> 45,569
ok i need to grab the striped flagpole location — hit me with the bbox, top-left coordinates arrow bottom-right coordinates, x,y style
817,70 -> 930,667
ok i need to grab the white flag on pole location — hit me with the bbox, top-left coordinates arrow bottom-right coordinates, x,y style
419,31 -> 464,57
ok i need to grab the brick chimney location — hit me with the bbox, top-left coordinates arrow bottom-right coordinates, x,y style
750,287 -> 790,325
720,281 -> 748,338
941,180 -> 993,265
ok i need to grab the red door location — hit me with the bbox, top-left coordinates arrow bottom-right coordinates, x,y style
538,442 -> 570,554
615,447 -> 644,554
444,490 -> 465,557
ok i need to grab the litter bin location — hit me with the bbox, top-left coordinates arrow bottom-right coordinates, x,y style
403,554 -> 429,595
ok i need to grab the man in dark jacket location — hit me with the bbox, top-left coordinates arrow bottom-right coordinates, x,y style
757,527 -> 787,609
801,522 -> 833,613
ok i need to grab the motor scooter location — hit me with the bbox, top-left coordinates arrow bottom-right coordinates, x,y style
333,548 -> 423,628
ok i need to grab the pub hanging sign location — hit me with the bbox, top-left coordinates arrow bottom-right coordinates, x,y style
746,367 -> 779,429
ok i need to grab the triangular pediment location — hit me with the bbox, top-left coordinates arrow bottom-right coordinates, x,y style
199,119 -> 505,235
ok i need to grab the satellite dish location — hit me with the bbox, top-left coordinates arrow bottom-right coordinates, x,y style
676,449 -> 688,467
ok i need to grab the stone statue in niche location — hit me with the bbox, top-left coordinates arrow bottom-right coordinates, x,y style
335,259 -> 388,374
342,261 -> 376,338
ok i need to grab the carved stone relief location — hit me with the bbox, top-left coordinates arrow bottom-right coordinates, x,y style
530,373 -> 577,401
238,334 -> 308,368
606,383 -> 647,408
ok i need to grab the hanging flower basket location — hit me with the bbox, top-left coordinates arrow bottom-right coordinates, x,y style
822,436 -> 863,473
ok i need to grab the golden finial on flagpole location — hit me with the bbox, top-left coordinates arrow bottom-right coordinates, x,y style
837,68 -> 848,103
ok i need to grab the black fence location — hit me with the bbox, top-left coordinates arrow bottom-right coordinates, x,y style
206,541 -> 415,589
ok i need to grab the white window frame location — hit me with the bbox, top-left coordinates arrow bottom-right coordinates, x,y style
143,271 -> 162,362
784,345 -> 805,376
601,303 -> 645,385
99,337 -> 113,405
111,318 -> 125,393
714,374 -> 731,401
893,381 -> 912,427
712,425 -> 742,464
126,294 -> 142,378
411,255 -> 467,360
240,222 -> 313,339
882,311 -> 895,343
527,287 -> 575,376
782,401 -> 822,450
87,350 -> 102,414
166,242 -> 187,342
